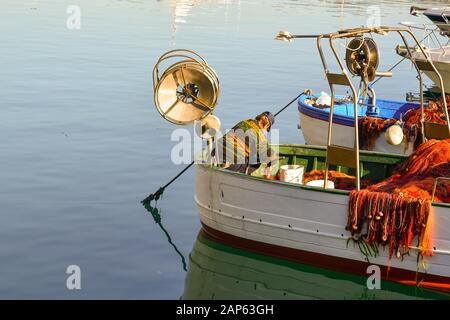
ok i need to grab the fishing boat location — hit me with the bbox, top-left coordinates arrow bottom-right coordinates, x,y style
182,231 -> 450,299
150,29 -> 450,294
197,27 -> 450,292
294,24 -> 449,154
195,143 -> 450,293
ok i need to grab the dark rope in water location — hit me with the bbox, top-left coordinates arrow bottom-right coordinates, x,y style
143,201 -> 188,272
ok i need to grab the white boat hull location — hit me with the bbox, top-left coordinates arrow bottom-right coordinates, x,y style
195,164 -> 450,291
423,62 -> 450,94
299,112 -> 415,155
410,46 -> 450,93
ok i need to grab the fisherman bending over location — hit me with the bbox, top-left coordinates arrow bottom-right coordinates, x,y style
211,111 -> 277,174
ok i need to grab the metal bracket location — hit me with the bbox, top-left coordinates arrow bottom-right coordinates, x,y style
431,177 -> 450,202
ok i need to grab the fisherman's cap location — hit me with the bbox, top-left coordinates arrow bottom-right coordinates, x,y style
257,111 -> 275,131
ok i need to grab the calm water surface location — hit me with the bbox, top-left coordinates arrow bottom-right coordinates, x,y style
1,0 -> 447,299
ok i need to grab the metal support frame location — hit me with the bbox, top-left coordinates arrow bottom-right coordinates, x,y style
302,27 -> 449,191
316,34 -> 360,190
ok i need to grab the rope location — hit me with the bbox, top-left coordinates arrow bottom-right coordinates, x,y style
141,161 -> 195,204
143,202 -> 187,271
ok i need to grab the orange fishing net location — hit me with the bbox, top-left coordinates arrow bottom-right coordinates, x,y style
358,95 -> 450,150
347,139 -> 450,258
403,95 -> 450,149
358,117 -> 396,150
303,170 -> 370,190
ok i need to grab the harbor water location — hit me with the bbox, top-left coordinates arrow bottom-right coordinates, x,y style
1,0 -> 448,298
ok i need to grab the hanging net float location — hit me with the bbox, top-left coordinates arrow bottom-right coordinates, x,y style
152,49 -> 220,125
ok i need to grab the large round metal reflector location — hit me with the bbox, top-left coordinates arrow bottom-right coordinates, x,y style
153,50 -> 220,125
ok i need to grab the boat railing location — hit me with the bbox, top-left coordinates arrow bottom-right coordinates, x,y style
400,22 -> 450,53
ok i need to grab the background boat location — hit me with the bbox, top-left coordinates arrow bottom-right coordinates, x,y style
298,94 -> 417,154
415,6 -> 450,34
404,46 -> 450,94
400,7 -> 450,93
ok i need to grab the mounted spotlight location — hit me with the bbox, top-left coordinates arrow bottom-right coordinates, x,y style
152,49 -> 220,125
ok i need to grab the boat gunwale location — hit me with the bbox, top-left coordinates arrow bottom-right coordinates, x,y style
198,144 -> 450,208
297,95 -> 420,127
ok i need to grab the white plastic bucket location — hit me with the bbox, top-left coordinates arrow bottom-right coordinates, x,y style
306,179 -> 335,189
279,165 -> 304,184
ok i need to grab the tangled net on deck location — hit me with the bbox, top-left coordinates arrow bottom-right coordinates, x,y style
403,95 -> 450,149
358,117 -> 396,150
347,139 -> 450,259
303,170 -> 370,190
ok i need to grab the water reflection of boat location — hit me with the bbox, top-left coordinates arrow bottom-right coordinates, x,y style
169,0 -> 241,41
172,0 -> 196,25
182,231 -> 450,300
399,45 -> 450,94
169,0 -> 198,43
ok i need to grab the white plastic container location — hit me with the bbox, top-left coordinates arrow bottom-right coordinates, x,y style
316,91 -> 331,107
279,165 -> 304,184
306,179 -> 335,189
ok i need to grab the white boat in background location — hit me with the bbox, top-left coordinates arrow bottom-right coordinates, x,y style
298,94 -> 417,155
402,46 -> 450,94
399,7 -> 450,93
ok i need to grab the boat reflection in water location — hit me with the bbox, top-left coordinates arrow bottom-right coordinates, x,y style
182,230 -> 450,300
